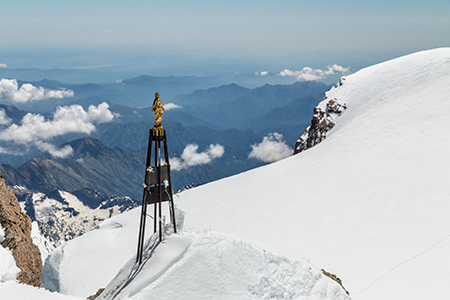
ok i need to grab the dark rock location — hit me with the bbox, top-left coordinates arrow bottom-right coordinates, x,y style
294,79 -> 347,155
0,173 -> 42,287
322,269 -> 350,295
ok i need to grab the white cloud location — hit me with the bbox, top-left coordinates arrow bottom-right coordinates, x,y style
171,143 -> 224,171
0,102 -> 114,158
0,78 -> 74,103
0,146 -> 21,155
164,103 -> 183,111
324,64 -> 350,75
0,109 -> 11,125
35,141 -> 74,159
0,63 -> 7,68
255,71 -> 268,76
278,64 -> 350,82
248,133 -> 293,163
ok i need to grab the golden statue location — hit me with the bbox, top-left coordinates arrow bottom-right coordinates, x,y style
152,92 -> 166,136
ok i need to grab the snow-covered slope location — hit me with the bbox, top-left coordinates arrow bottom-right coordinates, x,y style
175,48 -> 450,300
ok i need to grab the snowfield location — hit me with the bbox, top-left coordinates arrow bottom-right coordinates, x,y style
2,48 -> 450,299
176,48 -> 450,300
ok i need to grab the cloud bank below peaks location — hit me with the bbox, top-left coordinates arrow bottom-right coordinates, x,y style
0,78 -> 74,103
0,102 -> 115,158
278,64 -> 350,82
171,143 -> 224,171
248,133 -> 293,163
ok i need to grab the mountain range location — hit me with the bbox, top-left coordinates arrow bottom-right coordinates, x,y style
0,133 -> 265,199
176,81 -> 329,130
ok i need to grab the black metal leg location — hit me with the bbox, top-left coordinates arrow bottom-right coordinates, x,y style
136,193 -> 146,263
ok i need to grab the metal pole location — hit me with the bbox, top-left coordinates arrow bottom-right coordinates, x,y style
153,133 -> 158,234
136,192 -> 146,263
158,139 -> 163,241
163,131 -> 177,233
136,129 -> 153,264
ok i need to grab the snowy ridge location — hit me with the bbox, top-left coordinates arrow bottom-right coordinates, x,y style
41,205 -> 350,299
99,230 -> 351,300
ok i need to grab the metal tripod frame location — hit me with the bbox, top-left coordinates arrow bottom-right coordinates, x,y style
136,128 -> 177,264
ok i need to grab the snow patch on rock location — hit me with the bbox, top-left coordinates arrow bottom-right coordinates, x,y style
0,226 -> 20,283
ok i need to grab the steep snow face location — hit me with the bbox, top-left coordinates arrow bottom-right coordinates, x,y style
99,230 -> 351,300
19,190 -> 136,247
176,48 -> 450,300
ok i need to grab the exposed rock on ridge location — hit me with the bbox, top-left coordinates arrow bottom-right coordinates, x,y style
0,173 -> 42,286
294,78 -> 347,154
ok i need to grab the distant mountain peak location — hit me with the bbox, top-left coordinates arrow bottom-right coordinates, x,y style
66,136 -> 110,158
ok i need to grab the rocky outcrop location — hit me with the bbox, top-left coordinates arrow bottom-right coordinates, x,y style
87,288 -> 105,300
0,173 -> 42,287
321,269 -> 350,295
294,78 -> 347,154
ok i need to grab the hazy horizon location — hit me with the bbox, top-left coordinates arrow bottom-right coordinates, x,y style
1,0 -> 449,84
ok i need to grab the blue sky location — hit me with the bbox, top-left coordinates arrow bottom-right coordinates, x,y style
1,0 -> 449,80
